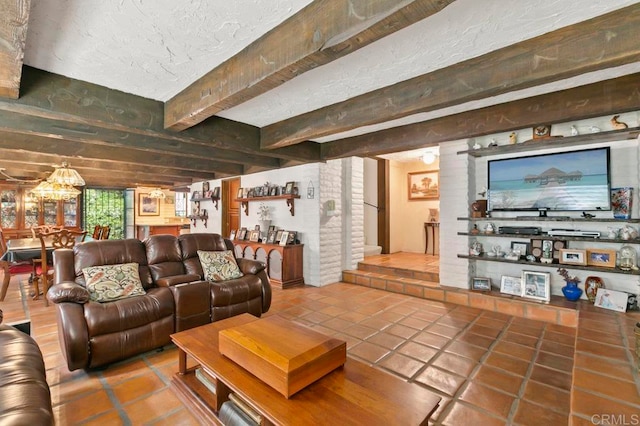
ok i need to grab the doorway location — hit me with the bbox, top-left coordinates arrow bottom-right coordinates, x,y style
222,178 -> 240,239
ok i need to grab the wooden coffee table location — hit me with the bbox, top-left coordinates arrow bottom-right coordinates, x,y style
171,314 -> 441,425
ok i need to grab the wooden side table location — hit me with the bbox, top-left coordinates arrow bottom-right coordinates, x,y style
424,222 -> 440,255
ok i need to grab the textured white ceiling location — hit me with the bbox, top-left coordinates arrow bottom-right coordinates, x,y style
23,0 -> 640,146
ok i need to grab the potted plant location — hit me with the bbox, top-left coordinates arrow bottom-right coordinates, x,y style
258,203 -> 271,238
557,268 -> 583,301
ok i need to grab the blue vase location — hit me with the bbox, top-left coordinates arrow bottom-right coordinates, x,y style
562,281 -> 583,301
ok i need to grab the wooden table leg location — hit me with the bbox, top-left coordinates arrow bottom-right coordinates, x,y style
0,261 -> 10,301
178,348 -> 187,375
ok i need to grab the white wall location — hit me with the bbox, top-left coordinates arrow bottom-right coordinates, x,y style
363,158 -> 378,246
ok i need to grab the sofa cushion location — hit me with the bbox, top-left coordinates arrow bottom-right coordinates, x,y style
83,262 -> 146,303
197,250 -> 244,281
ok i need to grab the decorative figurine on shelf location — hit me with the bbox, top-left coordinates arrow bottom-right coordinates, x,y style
581,211 -> 595,219
470,224 -> 480,235
509,132 -> 517,144
488,138 -> 498,147
570,125 -> 579,136
611,114 -> 629,130
540,240 -> 553,264
608,227 -> 620,239
469,240 -> 483,256
471,199 -> 487,218
621,225 -> 638,241
484,222 -> 495,234
472,139 -> 481,150
590,125 -> 601,133
557,268 -> 583,302
618,245 -> 638,271
584,276 -> 604,303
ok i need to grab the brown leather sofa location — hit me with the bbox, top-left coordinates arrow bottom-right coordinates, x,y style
47,233 -> 271,371
0,310 -> 54,425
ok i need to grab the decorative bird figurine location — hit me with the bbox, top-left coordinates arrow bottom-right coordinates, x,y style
590,126 -> 601,133
570,125 -> 579,136
581,211 -> 595,219
611,115 -> 629,130
488,138 -> 498,147
509,132 -> 517,144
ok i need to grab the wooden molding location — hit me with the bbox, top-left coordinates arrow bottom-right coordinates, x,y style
262,3 -> 640,149
163,0 -> 455,131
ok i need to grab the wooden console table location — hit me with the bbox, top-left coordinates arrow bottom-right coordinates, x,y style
424,221 -> 440,255
171,314 -> 440,425
233,241 -> 304,289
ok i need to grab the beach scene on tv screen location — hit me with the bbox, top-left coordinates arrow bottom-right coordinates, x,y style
488,149 -> 610,211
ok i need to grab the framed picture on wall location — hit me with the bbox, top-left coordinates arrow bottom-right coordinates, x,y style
138,193 -> 160,216
408,170 -> 439,200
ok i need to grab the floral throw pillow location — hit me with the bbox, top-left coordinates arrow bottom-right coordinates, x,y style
82,262 -> 146,303
197,250 -> 244,282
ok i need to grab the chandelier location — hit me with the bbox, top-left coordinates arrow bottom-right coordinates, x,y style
47,162 -> 86,186
30,162 -> 85,201
148,188 -> 166,199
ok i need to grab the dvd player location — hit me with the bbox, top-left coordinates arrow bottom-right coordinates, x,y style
547,229 -> 601,237
498,226 -> 542,235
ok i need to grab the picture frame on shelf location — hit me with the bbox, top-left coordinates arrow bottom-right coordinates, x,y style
500,276 -> 523,296
279,231 -> 289,246
284,182 -> 295,195
191,191 -> 201,201
237,228 -> 247,241
559,248 -> 587,266
510,241 -> 530,258
249,230 -> 260,242
202,182 -> 210,194
275,230 -> 284,244
229,229 -> 236,240
594,288 -> 628,312
269,186 -> 278,196
471,277 -> 491,292
212,187 -> 220,199
408,170 -> 439,200
138,193 -> 160,216
522,270 -> 550,303
287,231 -> 297,245
237,188 -> 244,199
586,249 -> 616,268
266,230 -> 276,244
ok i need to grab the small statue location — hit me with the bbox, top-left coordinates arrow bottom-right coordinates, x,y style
509,132 -> 517,144
484,222 -> 496,234
472,139 -> 481,150
488,138 -> 498,147
590,125 -> 601,133
469,241 -> 483,256
611,114 -> 629,130
570,125 -> 579,136
470,224 -> 480,235
581,211 -> 595,219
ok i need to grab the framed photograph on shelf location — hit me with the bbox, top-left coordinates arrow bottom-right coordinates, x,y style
212,187 -> 220,198
202,182 -> 210,194
138,193 -> 160,216
266,230 -> 276,244
237,188 -> 244,199
559,249 -> 587,265
237,228 -> 247,241
275,230 -> 284,244
249,230 -> 260,242
522,270 -> 550,303
510,241 -> 530,258
287,231 -> 297,245
279,231 -> 289,246
408,170 -> 439,200
586,249 -> 616,268
594,288 -> 628,312
229,230 -> 237,240
284,182 -> 295,195
500,276 -> 523,296
471,277 -> 491,292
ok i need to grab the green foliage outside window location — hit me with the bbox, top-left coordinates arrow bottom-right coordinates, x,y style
83,189 -> 125,240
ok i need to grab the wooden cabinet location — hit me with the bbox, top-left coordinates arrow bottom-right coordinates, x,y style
136,225 -> 183,240
233,241 -> 304,289
0,184 -> 82,238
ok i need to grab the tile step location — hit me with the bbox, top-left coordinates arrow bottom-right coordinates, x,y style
356,262 -> 439,282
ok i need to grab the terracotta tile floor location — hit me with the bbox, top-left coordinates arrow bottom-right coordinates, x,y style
1,253 -> 639,425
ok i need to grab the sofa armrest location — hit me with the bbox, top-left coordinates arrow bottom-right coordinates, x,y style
236,258 -> 266,275
156,274 -> 201,287
47,282 -> 90,304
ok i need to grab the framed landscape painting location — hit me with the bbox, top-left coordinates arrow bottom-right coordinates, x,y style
138,193 -> 160,216
408,170 -> 439,200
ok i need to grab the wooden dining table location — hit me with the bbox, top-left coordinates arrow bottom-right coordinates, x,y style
0,235 -> 89,301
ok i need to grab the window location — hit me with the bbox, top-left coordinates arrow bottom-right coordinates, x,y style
175,192 -> 188,217
83,188 -> 126,239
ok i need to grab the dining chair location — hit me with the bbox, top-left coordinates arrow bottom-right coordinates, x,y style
100,225 -> 110,240
91,225 -> 103,240
0,227 -> 34,301
33,228 -> 87,306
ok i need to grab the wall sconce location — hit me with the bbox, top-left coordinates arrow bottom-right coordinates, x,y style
307,180 -> 314,199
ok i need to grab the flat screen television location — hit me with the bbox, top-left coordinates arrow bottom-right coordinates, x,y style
487,147 -> 611,212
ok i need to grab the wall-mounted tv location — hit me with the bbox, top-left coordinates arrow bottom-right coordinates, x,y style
487,147 -> 611,212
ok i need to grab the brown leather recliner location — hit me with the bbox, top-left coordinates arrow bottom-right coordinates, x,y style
48,234 -> 271,371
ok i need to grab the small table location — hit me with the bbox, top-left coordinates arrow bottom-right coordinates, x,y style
424,222 -> 440,255
171,314 -> 441,425
0,238 -> 52,301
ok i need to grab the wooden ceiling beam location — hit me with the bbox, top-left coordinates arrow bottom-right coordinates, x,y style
2,67 -> 319,164
0,131 -> 244,176
321,73 -> 640,159
0,0 -> 30,99
263,3 -> 640,149
164,0 -> 455,131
